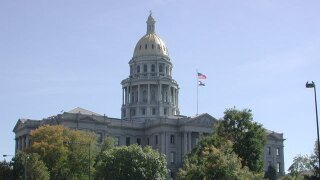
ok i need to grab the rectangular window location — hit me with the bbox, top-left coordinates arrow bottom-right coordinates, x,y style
268,147 -> 271,155
114,136 -> 120,146
170,152 -> 175,164
141,108 -> 146,115
137,138 -> 141,146
276,148 -> 280,156
152,108 -> 156,115
147,138 -> 150,145
170,135 -> 175,144
277,162 -> 281,173
126,137 -> 130,146
151,64 -> 155,72
144,64 -> 147,72
155,135 -> 158,145
164,108 -> 167,115
96,132 -> 103,143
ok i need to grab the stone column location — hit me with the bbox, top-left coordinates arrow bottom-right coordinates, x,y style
138,84 -> 140,104
161,132 -> 166,154
125,87 -> 128,104
147,84 -> 150,104
183,132 -> 187,156
122,88 -> 124,105
188,132 -> 192,152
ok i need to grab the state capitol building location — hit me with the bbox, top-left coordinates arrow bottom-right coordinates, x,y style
13,13 -> 285,178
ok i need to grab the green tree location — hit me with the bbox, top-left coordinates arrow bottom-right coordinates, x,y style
216,108 -> 266,173
0,160 -> 13,180
29,125 -> 98,179
288,154 -> 313,177
264,165 -> 277,180
178,135 -> 262,180
10,152 -> 49,180
310,140 -> 319,178
94,144 -> 167,180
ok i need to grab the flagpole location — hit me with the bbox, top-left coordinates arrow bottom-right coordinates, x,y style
196,70 -> 198,115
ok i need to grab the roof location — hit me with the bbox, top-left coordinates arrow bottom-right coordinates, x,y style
67,107 -> 102,116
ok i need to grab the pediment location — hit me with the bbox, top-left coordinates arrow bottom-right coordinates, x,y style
186,113 -> 217,126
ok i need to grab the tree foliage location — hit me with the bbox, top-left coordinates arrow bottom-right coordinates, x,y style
94,144 -> 167,180
9,152 -> 50,180
216,108 -> 266,173
29,125 -> 98,179
0,160 -> 13,180
178,135 -> 262,180
264,165 -> 277,180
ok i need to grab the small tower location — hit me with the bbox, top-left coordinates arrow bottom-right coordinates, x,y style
121,13 -> 180,121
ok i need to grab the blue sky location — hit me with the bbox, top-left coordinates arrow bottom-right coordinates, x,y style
1,0 -> 319,171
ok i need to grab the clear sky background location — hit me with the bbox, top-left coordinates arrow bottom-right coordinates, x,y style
1,0 -> 319,171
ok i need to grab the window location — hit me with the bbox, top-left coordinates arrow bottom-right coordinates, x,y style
143,64 -> 147,72
276,148 -> 280,156
170,135 -> 175,144
130,108 -> 136,116
164,108 -> 167,115
96,132 -> 103,143
137,138 -> 141,146
268,147 -> 271,155
152,108 -> 156,115
195,138 -> 199,145
155,135 -> 158,145
170,152 -> 175,164
142,90 -> 147,103
158,44 -> 160,49
122,109 -> 126,117
147,138 -> 150,145
126,137 -> 130,146
152,44 -> 154,49
137,65 -> 140,73
277,162 -> 281,173
141,108 -> 146,115
159,64 -> 163,72
114,136 -> 120,146
145,44 -> 147,49
151,64 -> 155,72
139,45 -> 141,50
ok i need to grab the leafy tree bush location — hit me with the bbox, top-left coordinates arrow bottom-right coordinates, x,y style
216,108 -> 266,173
264,165 -> 277,180
29,125 -> 98,179
95,144 -> 167,180
178,135 -> 262,180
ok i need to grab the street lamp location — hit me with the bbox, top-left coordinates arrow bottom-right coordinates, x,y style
306,81 -> 320,172
64,141 -> 91,180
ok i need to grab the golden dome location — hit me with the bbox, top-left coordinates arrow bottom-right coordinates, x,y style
133,13 -> 169,58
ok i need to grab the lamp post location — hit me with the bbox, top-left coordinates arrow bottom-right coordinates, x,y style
64,141 -> 91,180
306,81 -> 320,172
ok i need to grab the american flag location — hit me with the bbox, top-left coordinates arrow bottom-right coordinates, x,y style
197,72 -> 207,79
